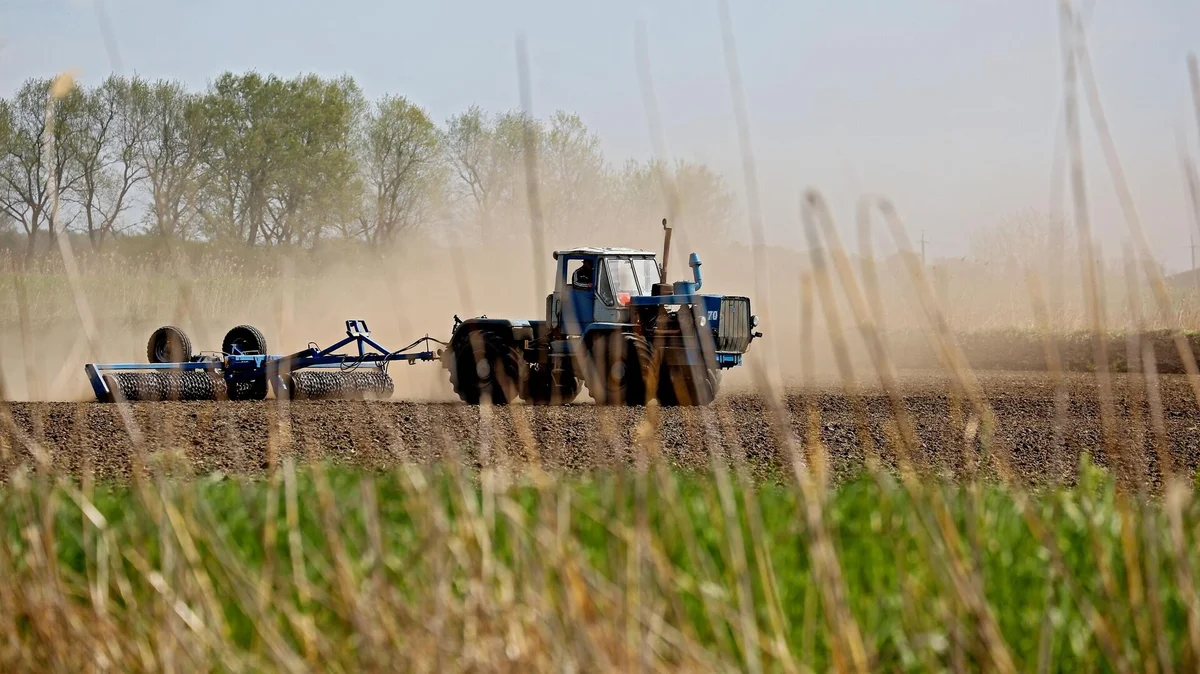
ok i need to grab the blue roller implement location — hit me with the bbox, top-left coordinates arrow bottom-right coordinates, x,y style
86,320 -> 446,402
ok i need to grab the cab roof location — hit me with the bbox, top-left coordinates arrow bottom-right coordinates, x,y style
553,247 -> 657,259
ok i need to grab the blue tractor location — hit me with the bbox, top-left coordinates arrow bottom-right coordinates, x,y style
443,226 -> 761,406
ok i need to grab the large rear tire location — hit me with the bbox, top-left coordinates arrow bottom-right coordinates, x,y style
147,326 -> 192,364
447,331 -> 521,405
584,333 -> 653,406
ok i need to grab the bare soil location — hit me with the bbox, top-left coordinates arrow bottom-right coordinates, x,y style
4,371 -> 1200,487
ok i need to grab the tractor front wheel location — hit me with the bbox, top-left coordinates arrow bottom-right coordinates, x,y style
585,333 -> 653,406
657,365 -> 721,406
447,331 -> 521,405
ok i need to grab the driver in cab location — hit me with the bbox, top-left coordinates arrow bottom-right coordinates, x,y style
572,259 -> 595,289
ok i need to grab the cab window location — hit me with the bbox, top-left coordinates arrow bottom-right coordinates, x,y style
596,263 -> 614,305
632,258 -> 660,293
604,258 -> 642,295
566,259 -> 594,290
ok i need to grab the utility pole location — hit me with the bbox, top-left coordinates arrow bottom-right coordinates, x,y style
919,230 -> 929,266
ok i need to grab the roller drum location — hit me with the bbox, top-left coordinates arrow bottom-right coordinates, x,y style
290,370 -> 394,400
104,371 -> 226,401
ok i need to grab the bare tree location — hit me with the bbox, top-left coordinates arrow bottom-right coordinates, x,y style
445,107 -> 529,243
968,209 -> 1074,273
445,106 -> 491,235
541,111 -> 608,238
129,77 -> 206,240
0,78 -> 83,260
67,76 -> 148,247
614,158 -> 735,248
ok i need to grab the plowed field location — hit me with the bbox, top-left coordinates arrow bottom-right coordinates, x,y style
5,371 -> 1200,486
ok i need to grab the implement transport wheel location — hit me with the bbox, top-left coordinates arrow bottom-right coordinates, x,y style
447,331 -> 521,405
657,365 -> 721,407
223,325 -> 268,400
520,361 -> 580,405
147,326 -> 192,364
585,333 -> 653,406
223,324 -> 268,356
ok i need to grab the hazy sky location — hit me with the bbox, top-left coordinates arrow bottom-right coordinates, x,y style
3,0 -> 1200,269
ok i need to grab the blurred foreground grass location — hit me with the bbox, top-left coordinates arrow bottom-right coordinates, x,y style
1,457 -> 1198,671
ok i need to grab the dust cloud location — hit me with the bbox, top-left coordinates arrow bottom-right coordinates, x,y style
6,216 -> 1180,404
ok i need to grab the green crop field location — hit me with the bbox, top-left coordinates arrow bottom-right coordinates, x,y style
1,455 -> 1197,671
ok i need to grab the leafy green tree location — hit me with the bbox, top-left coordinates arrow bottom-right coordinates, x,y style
0,71 -> 740,255
196,72 -> 358,246
262,74 -> 360,246
354,95 -> 445,244
196,72 -> 284,244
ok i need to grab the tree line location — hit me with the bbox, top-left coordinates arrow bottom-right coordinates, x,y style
0,72 -> 736,258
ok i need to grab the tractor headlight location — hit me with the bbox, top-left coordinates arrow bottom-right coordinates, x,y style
750,314 -> 760,328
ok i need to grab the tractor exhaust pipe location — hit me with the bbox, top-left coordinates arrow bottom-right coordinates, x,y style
660,217 -> 672,284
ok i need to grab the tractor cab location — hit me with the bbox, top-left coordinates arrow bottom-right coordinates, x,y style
548,247 -> 661,336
